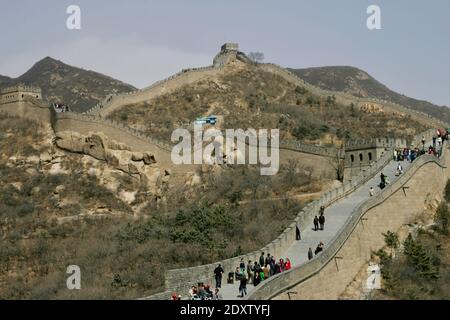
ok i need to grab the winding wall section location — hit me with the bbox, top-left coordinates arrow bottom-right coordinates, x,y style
141,129 -> 437,299
251,141 -> 448,300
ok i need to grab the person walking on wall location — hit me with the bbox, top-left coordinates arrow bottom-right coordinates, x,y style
238,275 -> 248,298
380,172 -> 386,185
214,264 -> 224,288
259,252 -> 265,267
319,206 -> 325,216
313,216 -> 319,231
247,260 -> 253,284
308,248 -> 314,260
397,163 -> 403,175
319,213 -> 325,231
239,258 -> 245,274
265,253 -> 272,267
296,223 -> 301,240
253,262 -> 261,286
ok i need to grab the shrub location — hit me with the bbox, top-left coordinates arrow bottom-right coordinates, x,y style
295,86 -> 307,95
444,180 -> 450,202
435,201 -> 450,234
116,220 -> 163,244
170,203 -> 236,249
383,231 -> 399,250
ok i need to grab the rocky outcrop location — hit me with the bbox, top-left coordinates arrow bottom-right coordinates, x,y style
55,131 -> 164,192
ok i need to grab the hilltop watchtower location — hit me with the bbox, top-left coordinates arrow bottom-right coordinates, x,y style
221,43 -> 239,52
344,137 -> 407,179
0,84 -> 42,105
213,43 -> 252,67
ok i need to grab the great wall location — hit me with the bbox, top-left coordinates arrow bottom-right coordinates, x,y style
140,128 -> 441,300
0,43 -> 449,300
81,45 -> 447,132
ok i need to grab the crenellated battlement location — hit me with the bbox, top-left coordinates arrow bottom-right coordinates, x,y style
1,84 -> 41,94
0,84 -> 42,105
345,137 -> 407,151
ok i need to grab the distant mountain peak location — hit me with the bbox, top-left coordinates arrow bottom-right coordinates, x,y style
0,57 -> 136,112
29,56 -> 68,71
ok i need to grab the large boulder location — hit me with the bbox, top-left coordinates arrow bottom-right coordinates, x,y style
55,131 -> 164,191
55,131 -> 84,153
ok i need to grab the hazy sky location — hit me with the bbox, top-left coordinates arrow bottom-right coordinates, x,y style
1,0 -> 449,106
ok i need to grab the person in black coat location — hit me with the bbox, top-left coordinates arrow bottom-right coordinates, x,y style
253,262 -> 261,286
314,242 -> 324,255
308,248 -> 314,260
214,264 -> 224,288
380,172 -> 386,184
313,216 -> 319,231
319,213 -> 325,231
259,252 -> 265,267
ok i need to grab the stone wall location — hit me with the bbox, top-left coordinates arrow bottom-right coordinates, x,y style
83,58 -> 448,130
0,85 -> 42,105
140,140 -> 391,299
0,96 -> 51,124
326,128 -> 434,186
140,129 -> 436,300
247,143 -> 448,300
344,129 -> 436,179
84,66 -> 225,117
345,137 -> 408,151
280,140 -> 344,159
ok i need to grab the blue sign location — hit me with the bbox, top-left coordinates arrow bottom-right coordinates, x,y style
195,116 -> 217,125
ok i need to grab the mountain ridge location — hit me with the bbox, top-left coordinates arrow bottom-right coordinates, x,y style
0,57 -> 136,112
288,66 -> 450,123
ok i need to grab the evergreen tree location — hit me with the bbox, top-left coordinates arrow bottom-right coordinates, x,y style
383,230 -> 399,258
403,233 -> 439,280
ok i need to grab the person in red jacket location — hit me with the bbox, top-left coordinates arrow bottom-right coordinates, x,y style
284,258 -> 292,271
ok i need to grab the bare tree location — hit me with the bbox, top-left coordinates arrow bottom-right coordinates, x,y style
328,146 -> 345,181
248,52 -> 265,63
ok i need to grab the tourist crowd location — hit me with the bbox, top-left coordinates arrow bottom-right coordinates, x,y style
214,253 -> 293,298
373,130 -> 446,195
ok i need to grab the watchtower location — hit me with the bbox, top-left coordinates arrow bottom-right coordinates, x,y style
344,137 -> 407,179
0,84 -> 42,105
221,43 -> 239,52
213,43 -> 251,67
